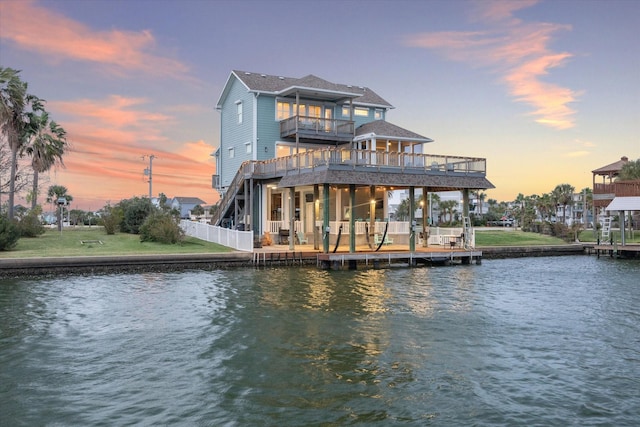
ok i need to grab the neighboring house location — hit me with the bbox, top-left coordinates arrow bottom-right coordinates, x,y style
212,70 -> 494,251
168,197 -> 206,219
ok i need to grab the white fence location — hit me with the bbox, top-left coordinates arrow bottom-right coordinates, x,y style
180,220 -> 253,252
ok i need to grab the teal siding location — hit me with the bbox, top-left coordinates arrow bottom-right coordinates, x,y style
256,95 -> 279,161
219,76 -> 254,187
337,106 -> 384,128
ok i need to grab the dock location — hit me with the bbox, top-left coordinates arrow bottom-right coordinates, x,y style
251,243 -> 482,269
587,243 -> 640,259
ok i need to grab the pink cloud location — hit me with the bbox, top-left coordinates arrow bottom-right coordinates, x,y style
404,0 -> 580,130
42,96 -> 217,209
0,0 -> 189,78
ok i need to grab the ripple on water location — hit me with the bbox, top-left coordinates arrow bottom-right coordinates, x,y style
1,257 -> 639,425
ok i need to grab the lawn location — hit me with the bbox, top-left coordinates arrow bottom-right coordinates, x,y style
474,230 -> 567,246
0,227 -> 234,258
578,229 -> 640,243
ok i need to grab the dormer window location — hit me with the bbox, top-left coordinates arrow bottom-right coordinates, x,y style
375,109 -> 384,120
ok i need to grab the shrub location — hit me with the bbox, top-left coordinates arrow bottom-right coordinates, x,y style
100,205 -> 122,235
0,215 -> 20,251
139,212 -> 184,244
120,197 -> 155,234
17,211 -> 45,237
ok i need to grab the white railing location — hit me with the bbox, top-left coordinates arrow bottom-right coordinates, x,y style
426,226 -> 475,248
180,220 -> 253,252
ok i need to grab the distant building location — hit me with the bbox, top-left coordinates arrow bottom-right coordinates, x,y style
168,197 -> 206,219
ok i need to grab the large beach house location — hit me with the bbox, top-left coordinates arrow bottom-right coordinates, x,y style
211,70 -> 494,252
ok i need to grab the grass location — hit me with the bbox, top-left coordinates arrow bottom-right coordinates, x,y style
577,229 -> 640,243
474,229 -> 567,246
0,227 -> 234,258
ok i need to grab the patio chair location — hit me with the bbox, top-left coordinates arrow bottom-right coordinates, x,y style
296,231 -> 309,245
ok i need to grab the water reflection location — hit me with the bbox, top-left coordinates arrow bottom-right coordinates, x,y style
1,258 -> 639,425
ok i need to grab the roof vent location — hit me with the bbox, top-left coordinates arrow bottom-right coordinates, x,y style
244,72 -> 251,75
261,74 -> 266,77
347,85 -> 352,88
278,76 -> 284,80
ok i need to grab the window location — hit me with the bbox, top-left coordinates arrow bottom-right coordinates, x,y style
375,109 -> 383,120
354,107 -> 369,117
342,106 -> 350,116
245,141 -> 252,154
277,101 -> 291,120
228,147 -> 234,158
236,101 -> 243,124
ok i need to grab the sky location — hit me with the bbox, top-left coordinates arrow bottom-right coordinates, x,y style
1,0 -> 638,211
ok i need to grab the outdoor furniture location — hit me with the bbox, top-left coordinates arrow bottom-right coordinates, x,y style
296,231 -> 308,245
374,234 -> 393,245
278,228 -> 290,244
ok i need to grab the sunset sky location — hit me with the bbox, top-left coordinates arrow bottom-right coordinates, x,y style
1,0 -> 638,211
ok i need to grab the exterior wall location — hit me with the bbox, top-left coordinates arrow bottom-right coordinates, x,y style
219,76 -> 254,188
337,105 -> 384,128
256,95 -> 279,161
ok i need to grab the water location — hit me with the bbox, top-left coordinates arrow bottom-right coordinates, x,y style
1,256 -> 639,426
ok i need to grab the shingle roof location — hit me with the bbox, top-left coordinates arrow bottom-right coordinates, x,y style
231,70 -> 393,108
279,170 -> 494,190
355,120 -> 433,143
592,156 -> 629,175
173,197 -> 206,205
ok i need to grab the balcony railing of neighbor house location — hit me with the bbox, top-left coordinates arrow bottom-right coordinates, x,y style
593,180 -> 640,207
280,116 -> 355,141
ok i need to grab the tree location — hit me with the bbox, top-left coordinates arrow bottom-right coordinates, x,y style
46,185 -> 73,230
475,191 -> 486,216
617,158 -> 640,181
439,200 -> 457,225
22,111 -> 68,209
552,184 -> 575,225
1,67 -> 30,219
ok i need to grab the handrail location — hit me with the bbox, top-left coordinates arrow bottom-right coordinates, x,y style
252,148 -> 487,177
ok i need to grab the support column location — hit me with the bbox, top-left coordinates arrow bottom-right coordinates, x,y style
323,183 -> 330,253
369,185 -> 376,248
463,189 -> 470,218
289,187 -> 295,250
422,187 -> 428,247
349,184 -> 356,253
409,187 -> 415,252
313,184 -> 320,250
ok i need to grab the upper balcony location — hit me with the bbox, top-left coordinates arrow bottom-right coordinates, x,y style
280,116 -> 355,143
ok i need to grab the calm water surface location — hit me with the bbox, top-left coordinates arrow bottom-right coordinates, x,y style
1,256 -> 639,426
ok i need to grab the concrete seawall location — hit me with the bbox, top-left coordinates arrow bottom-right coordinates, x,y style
0,244 -> 588,278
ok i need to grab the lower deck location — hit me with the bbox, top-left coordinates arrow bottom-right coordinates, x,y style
251,243 -> 482,269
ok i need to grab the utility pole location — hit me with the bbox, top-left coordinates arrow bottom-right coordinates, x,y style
143,154 -> 155,199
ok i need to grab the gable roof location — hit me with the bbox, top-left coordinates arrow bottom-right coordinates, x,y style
592,156 -> 629,175
355,120 -> 433,143
217,70 -> 393,109
171,197 -> 206,205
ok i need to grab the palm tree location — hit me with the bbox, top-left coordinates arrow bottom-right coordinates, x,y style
22,111 -> 68,209
617,158 -> 640,181
1,67 -> 28,219
552,183 -> 575,225
439,200 -> 457,225
475,191 -> 486,216
47,185 -> 73,230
